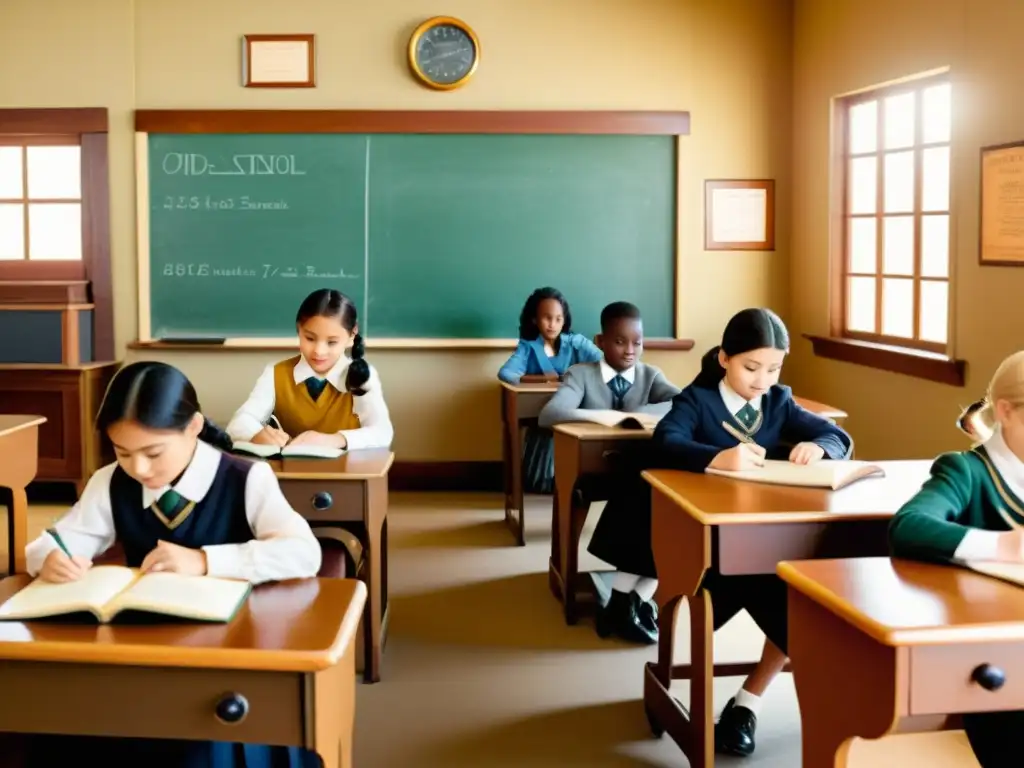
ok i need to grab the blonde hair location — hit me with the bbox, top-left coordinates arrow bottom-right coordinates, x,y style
958,351 -> 1024,441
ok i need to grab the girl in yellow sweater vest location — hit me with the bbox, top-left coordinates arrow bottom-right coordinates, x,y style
226,289 -> 394,450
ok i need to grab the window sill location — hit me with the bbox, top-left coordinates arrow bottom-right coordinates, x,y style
804,335 -> 966,387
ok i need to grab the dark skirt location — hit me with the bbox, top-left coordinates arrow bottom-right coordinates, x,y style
25,736 -> 320,768
703,570 -> 788,655
522,425 -> 554,494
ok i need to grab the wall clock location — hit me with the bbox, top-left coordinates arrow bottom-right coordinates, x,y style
408,16 -> 480,90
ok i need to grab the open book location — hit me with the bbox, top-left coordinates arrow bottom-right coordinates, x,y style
232,442 -> 344,459
574,409 -> 663,430
0,566 -> 252,624
705,459 -> 885,490
962,560 -> 1024,588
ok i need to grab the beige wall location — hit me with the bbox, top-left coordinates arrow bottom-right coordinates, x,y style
1,0 -> 792,460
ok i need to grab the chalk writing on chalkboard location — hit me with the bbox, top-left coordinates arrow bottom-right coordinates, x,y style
160,262 -> 360,280
160,195 -> 290,211
160,153 -> 306,177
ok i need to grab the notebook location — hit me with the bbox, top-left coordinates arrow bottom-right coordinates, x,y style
0,566 -> 252,624
962,560 -> 1024,588
705,459 -> 885,490
575,410 -> 663,430
232,442 -> 344,459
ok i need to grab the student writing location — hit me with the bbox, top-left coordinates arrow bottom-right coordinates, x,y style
226,288 -> 393,450
498,287 -> 602,493
589,308 -> 852,758
22,361 -> 321,767
889,350 -> 1024,768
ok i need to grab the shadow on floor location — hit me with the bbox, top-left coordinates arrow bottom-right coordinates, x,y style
393,518 -> 521,550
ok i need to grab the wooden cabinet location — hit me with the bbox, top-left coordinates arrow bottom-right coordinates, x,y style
0,362 -> 120,494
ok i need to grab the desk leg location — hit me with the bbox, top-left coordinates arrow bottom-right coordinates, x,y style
0,426 -> 38,576
5,487 -> 27,576
788,589 -> 903,767
549,430 -> 582,623
309,644 -> 356,768
502,390 -> 526,546
363,477 -> 388,683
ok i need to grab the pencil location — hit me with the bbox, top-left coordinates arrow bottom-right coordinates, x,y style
46,528 -> 72,558
721,421 -> 755,445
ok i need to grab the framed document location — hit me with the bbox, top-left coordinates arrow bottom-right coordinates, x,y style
980,141 -> 1024,266
242,34 -> 315,88
704,179 -> 775,251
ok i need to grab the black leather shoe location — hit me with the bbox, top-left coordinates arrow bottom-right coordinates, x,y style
715,698 -> 757,756
596,590 -> 658,645
637,597 -> 658,635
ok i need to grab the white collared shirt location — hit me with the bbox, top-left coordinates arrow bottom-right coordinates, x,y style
599,360 -> 636,385
226,355 -> 394,451
718,379 -> 763,415
24,441 -> 322,583
953,427 -> 1024,561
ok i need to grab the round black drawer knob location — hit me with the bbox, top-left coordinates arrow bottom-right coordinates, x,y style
312,491 -> 333,511
972,663 -> 1006,691
215,693 -> 250,724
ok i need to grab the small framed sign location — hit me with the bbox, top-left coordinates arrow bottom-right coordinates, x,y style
704,179 -> 775,251
242,34 -> 316,88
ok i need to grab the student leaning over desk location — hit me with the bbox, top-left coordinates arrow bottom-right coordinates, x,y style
889,350 -> 1024,768
22,361 -> 322,768
226,288 -> 394,451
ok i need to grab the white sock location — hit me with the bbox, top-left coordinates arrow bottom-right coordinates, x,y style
633,577 -> 658,602
734,688 -> 762,716
611,571 -> 641,593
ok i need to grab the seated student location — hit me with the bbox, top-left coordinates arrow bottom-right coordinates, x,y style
226,288 -> 393,451
589,307 -> 852,757
499,287 -> 603,493
889,350 -> 1024,768
539,300 -> 681,639
22,361 -> 322,767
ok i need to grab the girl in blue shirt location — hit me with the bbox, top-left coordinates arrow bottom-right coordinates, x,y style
498,287 -> 602,493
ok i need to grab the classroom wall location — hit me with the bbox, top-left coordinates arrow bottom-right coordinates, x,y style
0,0 -> 792,461
789,0 -> 1024,459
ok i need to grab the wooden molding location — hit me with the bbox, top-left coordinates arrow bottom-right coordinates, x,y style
804,334 -> 966,387
0,108 -> 107,134
128,337 -> 696,352
135,109 -> 691,135
0,281 -> 89,304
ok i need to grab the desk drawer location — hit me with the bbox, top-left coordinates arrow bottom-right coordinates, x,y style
0,662 -> 304,745
279,480 -> 365,523
910,644 -> 1024,715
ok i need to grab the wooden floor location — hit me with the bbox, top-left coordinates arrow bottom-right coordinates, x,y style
2,492 -> 977,767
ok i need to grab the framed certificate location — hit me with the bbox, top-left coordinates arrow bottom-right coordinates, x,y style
242,34 -> 315,88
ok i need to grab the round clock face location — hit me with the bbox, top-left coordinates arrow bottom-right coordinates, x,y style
414,23 -> 478,87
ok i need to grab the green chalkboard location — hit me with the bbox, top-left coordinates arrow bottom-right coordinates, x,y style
145,133 -> 675,340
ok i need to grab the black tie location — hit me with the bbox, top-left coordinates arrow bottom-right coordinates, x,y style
736,403 -> 758,429
608,375 -> 631,410
305,377 -> 328,401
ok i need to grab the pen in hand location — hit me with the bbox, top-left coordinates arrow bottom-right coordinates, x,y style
46,528 -> 72,558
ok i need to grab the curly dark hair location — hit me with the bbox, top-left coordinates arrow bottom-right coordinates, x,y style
517,287 -> 572,340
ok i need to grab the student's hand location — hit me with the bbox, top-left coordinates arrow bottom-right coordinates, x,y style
996,530 -> 1024,562
789,442 -> 825,465
709,442 -> 766,472
251,426 -> 290,447
289,431 -> 346,449
39,549 -> 92,583
141,540 -> 208,576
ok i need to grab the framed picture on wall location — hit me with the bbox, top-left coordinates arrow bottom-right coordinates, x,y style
241,34 -> 316,88
704,179 -> 775,251
980,141 -> 1024,266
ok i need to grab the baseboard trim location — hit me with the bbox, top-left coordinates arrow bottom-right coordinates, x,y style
389,461 -> 503,492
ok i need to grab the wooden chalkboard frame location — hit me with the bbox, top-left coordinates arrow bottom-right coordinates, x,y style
133,110 -> 694,351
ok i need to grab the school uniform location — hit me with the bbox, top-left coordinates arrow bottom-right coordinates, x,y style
22,440 -> 322,768
226,354 -> 393,449
498,333 -> 603,493
889,431 -> 1024,768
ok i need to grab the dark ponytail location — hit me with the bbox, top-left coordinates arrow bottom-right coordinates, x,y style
691,345 -> 726,389
296,288 -> 370,396
690,308 -> 790,390
96,361 -> 233,451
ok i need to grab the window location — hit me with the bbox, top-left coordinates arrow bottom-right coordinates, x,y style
838,74 -> 951,353
0,137 -> 83,263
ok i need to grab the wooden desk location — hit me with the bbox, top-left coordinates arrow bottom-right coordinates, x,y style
778,557 -> 1024,767
500,381 -> 559,546
269,449 -> 393,684
0,575 -> 366,768
546,396 -> 849,624
641,461 -> 931,768
0,415 -> 46,576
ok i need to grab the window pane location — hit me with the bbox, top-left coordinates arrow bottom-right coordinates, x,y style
881,278 -> 914,338
0,204 -> 25,259
847,276 -> 876,333
28,203 -> 81,260
922,146 -> 950,212
883,216 -> 914,275
849,100 -> 877,154
850,157 -> 877,214
0,148 -> 22,198
26,146 -> 81,199
921,214 -> 949,278
849,217 -> 876,273
920,280 -> 949,344
884,92 -> 915,150
884,151 -> 914,213
922,83 -> 951,143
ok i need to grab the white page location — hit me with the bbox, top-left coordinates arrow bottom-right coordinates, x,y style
113,572 -> 251,621
0,566 -> 136,619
